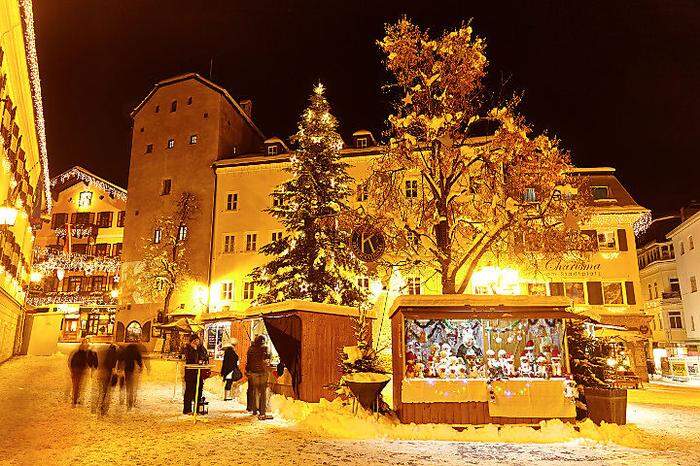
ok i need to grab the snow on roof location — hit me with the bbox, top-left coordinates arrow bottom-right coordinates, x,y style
246,299 -> 365,318
389,294 -> 595,319
50,166 -> 127,201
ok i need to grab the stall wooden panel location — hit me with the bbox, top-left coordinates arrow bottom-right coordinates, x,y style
229,320 -> 252,374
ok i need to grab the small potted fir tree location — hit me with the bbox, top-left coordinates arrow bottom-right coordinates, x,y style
567,321 -> 627,424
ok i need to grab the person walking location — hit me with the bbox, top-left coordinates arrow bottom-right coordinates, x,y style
183,334 -> 208,415
221,338 -> 242,401
118,342 -> 144,410
68,338 -> 98,406
246,335 -> 272,420
92,343 -> 119,415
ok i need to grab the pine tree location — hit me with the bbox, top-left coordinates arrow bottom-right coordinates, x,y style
251,84 -> 367,306
566,321 -> 610,388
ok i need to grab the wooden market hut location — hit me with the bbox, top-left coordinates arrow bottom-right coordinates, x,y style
202,300 -> 369,403
390,294 -> 594,425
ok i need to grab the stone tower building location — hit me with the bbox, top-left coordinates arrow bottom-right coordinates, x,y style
117,73 -> 263,341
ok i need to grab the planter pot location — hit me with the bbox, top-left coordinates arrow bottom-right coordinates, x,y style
343,373 -> 391,411
584,386 -> 627,425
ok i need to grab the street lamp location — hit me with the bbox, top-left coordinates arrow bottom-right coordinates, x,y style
0,203 -> 18,226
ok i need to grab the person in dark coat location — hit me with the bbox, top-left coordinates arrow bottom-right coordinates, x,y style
221,338 -> 241,401
183,334 -> 209,415
68,338 -> 98,406
246,335 -> 272,420
92,343 -> 120,415
118,342 -> 143,410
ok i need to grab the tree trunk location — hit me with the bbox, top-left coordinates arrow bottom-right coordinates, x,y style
163,287 -> 174,317
441,272 -> 456,294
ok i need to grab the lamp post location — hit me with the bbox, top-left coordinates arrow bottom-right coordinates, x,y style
0,202 -> 19,226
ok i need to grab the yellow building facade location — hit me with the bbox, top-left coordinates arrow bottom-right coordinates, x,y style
0,0 -> 50,362
28,167 -> 125,342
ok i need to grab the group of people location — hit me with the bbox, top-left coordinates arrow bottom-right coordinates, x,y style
183,334 -> 274,420
68,338 -> 144,415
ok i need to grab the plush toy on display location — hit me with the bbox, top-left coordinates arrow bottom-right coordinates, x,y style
536,355 -> 549,378
551,348 -> 563,377
519,352 -> 532,377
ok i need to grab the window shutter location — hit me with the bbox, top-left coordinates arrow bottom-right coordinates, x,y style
550,282 -> 565,296
617,229 -> 628,251
587,282 -> 603,305
581,230 -> 597,250
625,281 -> 636,305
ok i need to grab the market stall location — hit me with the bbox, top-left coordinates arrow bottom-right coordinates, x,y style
390,294 -> 589,425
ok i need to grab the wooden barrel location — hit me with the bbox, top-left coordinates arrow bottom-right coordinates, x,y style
584,387 -> 627,425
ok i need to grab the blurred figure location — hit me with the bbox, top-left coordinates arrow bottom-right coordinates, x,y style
246,335 -> 272,420
221,338 -> 242,401
68,338 -> 98,406
183,334 -> 208,415
118,342 -> 144,410
92,343 -> 120,415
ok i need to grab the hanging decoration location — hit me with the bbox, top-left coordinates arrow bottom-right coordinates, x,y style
32,247 -> 120,277
50,167 -> 127,202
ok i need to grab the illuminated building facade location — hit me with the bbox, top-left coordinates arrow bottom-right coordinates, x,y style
118,74 -> 651,380
27,167 -> 125,342
0,0 -> 50,362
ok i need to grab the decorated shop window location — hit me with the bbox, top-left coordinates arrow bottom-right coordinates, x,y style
564,282 -> 585,304
527,283 -> 547,296
404,318 -> 566,380
603,282 -> 624,304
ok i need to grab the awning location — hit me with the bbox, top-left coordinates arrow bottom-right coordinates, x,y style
155,318 -> 203,333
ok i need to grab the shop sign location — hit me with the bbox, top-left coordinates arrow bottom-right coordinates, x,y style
543,258 -> 602,279
660,357 -> 671,376
670,357 -> 689,378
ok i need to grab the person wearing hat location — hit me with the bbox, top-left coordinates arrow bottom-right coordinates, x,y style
221,338 -> 242,401
183,334 -> 209,415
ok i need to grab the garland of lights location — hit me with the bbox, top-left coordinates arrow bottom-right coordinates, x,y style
32,248 -> 120,276
51,167 -> 127,202
26,292 -> 117,307
19,0 -> 52,212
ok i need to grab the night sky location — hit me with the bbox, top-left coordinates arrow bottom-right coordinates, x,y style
33,0 -> 699,215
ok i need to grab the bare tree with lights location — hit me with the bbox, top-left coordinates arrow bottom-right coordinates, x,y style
251,84 -> 367,306
136,192 -> 199,316
369,19 -> 594,294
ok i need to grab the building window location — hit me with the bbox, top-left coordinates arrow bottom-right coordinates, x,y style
96,212 -> 113,228
690,236 -> 695,250
155,105 -> 160,113
357,277 -> 369,290
221,282 -> 233,301
565,282 -> 585,304
527,283 -> 547,296
523,187 -> 537,203
597,231 -> 617,250
691,276 -> 698,293
648,284 -> 653,300
406,230 -> 419,247
189,134 -> 198,145
405,180 -> 418,198
170,100 -> 177,112
78,191 -> 93,208
167,138 -> 175,149
161,179 -> 172,195
243,282 -> 255,300
51,213 -> 68,229
177,224 -> 188,241
203,112 -> 208,119
654,282 -> 658,299
153,228 -> 162,244
224,235 -> 235,253
680,241 -> 685,255
670,277 -> 680,292
91,276 -> 106,292
187,96 -> 193,105
67,276 -> 82,292
94,243 -> 110,257
271,231 -> 282,242
226,193 -> 238,211
591,186 -> 610,200
692,316 -> 696,332
669,311 -> 683,329
272,193 -> 284,208
125,321 -> 142,342
113,243 -> 123,256
246,233 -> 257,251
267,145 -> 278,156
603,282 -> 624,304
407,277 -> 421,295
145,144 -> 153,154
356,137 -> 368,148
117,211 -> 126,227
356,184 -> 368,202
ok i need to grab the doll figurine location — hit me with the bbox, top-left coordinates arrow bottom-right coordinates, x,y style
519,352 -> 532,377
551,348 -> 563,377
535,355 -> 549,378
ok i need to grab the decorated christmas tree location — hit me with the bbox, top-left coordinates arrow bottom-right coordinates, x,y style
566,321 -> 610,388
251,84 -> 367,306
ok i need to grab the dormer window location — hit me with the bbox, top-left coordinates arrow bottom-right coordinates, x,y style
267,145 -> 278,156
591,186 -> 610,200
170,100 -> 177,112
352,130 -> 375,149
356,137 -> 368,148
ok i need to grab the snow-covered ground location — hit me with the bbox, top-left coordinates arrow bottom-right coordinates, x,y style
1,354 -> 698,465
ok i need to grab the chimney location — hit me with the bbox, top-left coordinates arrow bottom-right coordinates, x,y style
239,99 -> 253,118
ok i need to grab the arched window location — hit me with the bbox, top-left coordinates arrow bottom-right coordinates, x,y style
170,100 -> 177,112
125,321 -> 143,342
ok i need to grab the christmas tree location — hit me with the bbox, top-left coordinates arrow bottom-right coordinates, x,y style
251,83 -> 367,306
566,321 -> 610,388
